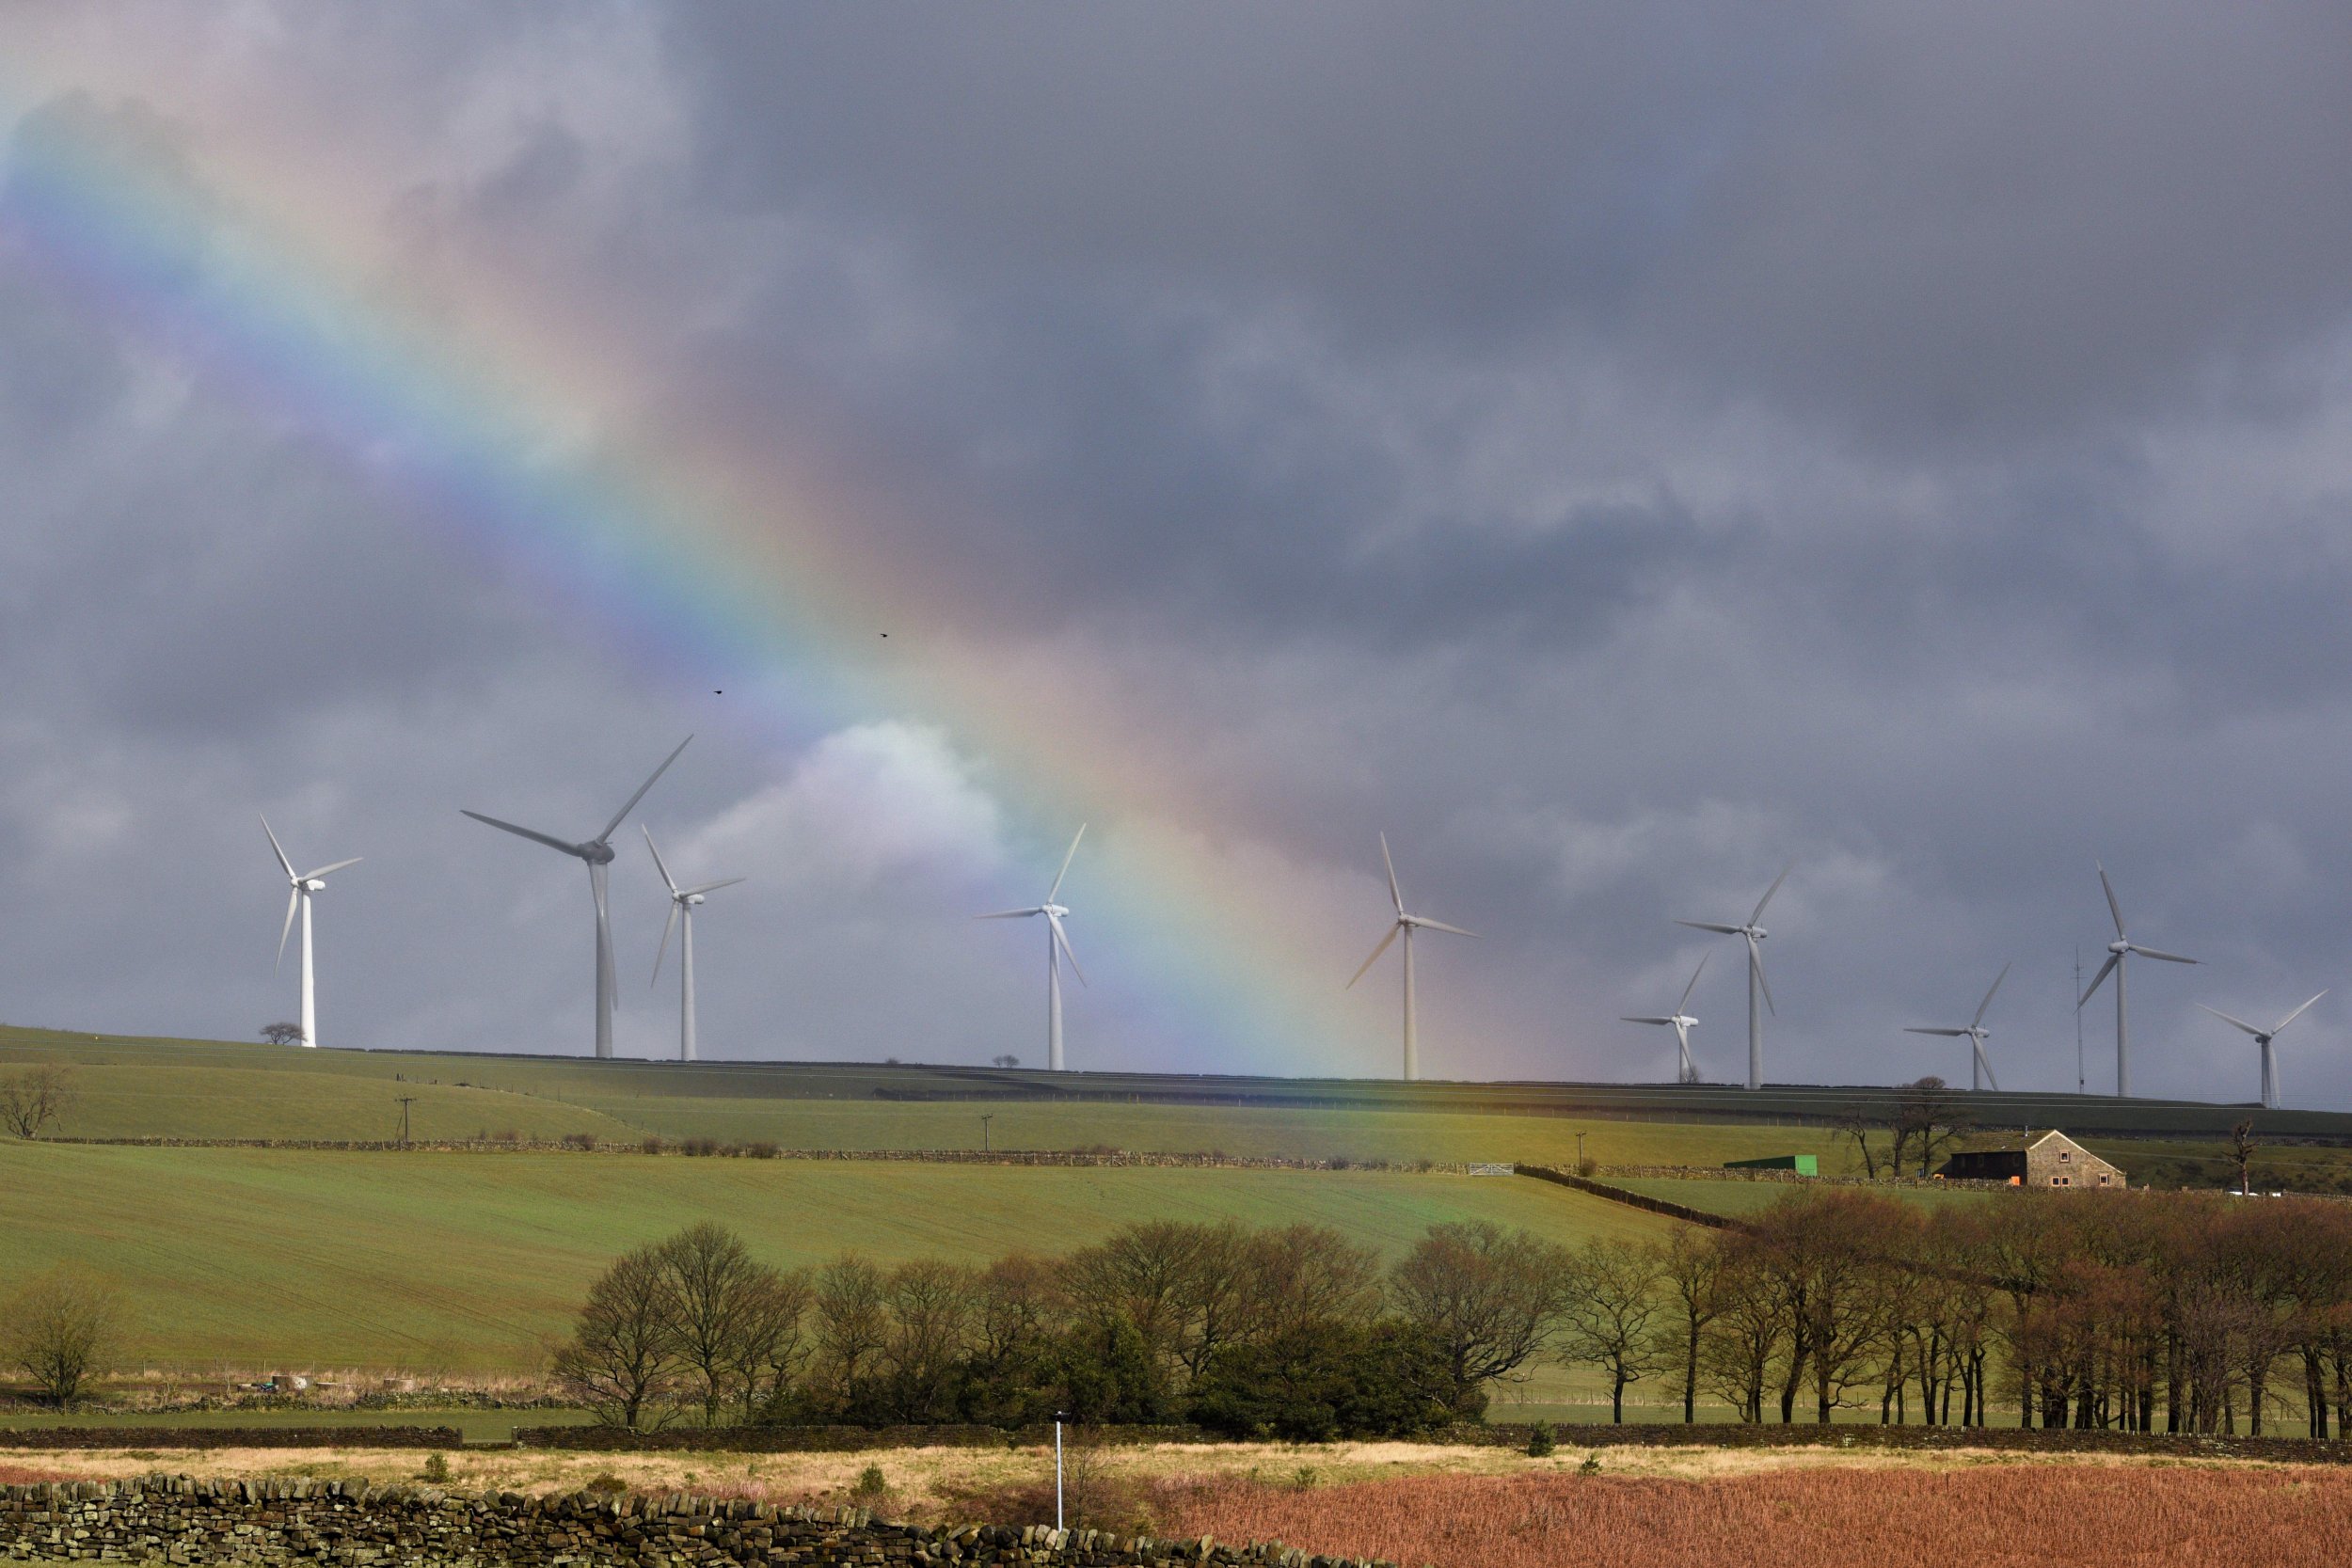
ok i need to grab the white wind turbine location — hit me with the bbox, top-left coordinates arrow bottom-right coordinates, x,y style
976,826 -> 1089,1072
1346,833 -> 1476,1082
1623,951 -> 1709,1084
1903,962 -> 2011,1092
2077,864 -> 2196,1099
2198,992 -> 2326,1112
260,816 -> 360,1051
1676,864 -> 1791,1092
644,827 -> 745,1064
463,736 -> 691,1059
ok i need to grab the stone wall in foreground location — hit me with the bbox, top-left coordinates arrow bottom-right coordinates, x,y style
0,1477 -> 1374,1568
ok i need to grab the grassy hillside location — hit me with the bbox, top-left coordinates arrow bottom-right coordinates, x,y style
0,1142 -> 1677,1371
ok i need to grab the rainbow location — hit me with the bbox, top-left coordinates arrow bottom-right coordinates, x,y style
0,68 -> 1450,1078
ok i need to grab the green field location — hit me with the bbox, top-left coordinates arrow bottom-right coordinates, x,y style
0,1141 -> 1678,1372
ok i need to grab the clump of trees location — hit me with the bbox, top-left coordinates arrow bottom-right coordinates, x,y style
557,1187 -> 2352,1438
556,1216 -> 1581,1433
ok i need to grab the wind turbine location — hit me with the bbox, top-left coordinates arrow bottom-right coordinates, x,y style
976,826 -> 1088,1072
644,827 -> 744,1064
2198,992 -> 2326,1112
1345,833 -> 1475,1082
1676,864 -> 1791,1092
2077,864 -> 2196,1098
1623,951 -> 1709,1084
1903,962 -> 2011,1092
463,736 -> 691,1059
260,816 -> 360,1051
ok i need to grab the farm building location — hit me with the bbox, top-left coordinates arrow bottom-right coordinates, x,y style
1942,1130 -> 2125,1189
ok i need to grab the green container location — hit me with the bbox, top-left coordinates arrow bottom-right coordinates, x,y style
1724,1154 -> 1818,1175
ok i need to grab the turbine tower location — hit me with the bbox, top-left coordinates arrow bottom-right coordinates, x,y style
976,826 -> 1089,1071
463,736 -> 691,1059
260,816 -> 359,1051
1676,864 -> 1791,1092
2077,864 -> 2196,1098
1903,962 -> 2011,1091
1623,951 -> 1709,1084
1345,833 -> 1475,1082
2198,992 -> 2326,1111
645,827 -> 744,1064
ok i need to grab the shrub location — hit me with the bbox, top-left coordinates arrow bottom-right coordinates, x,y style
1526,1421 -> 1556,1458
640,1136 -> 667,1155
562,1132 -> 597,1151
1189,1321 -> 1458,1442
584,1473 -> 627,1495
419,1452 -> 451,1483
745,1141 -> 781,1159
852,1465 -> 887,1499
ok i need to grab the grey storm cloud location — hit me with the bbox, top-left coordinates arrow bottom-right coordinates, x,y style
3,3 -> 2352,1106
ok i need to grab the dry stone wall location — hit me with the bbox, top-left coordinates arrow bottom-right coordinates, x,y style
0,1477 -> 1380,1568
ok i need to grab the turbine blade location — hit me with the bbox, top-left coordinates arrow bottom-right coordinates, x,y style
1346,923 -> 1402,990
2128,944 -> 2197,965
1379,832 -> 1404,917
303,857 -> 362,880
463,810 -> 583,857
276,888 -> 299,973
975,908 -> 1044,921
643,826 -> 680,896
260,815 -> 296,880
1979,1042 -> 2000,1093
1905,1027 -> 1969,1037
2097,864 -> 2126,938
1749,862 -> 1793,926
1677,949 -> 1711,1011
2272,990 -> 2328,1036
1416,918 -> 1477,938
1971,961 -> 2011,1030
598,735 -> 692,844
1048,911 -> 1087,987
1046,824 -> 1088,903
1621,1016 -> 1675,1026
653,901 -> 679,984
2196,1003 -> 2265,1037
681,877 -> 745,897
1747,934 -> 1775,1015
1675,920 -> 1744,936
2078,952 -> 2120,1006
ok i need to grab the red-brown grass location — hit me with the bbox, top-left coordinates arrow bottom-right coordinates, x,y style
1150,1465 -> 2352,1568
0,1465 -> 72,1485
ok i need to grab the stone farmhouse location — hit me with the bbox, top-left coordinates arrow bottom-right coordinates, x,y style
1942,1129 -> 2125,1189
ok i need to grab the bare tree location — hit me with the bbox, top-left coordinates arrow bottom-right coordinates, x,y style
1654,1227 -> 1725,1422
1895,1077 -> 1972,1177
260,1022 -> 306,1046
1558,1237 -> 1667,1421
3,1269 -> 120,1407
1063,1220 -> 1248,1382
1835,1107 -> 1884,1180
1389,1221 -> 1574,1409
2230,1119 -> 2259,1196
0,1066 -> 75,1140
730,1267 -> 815,1418
1236,1224 -> 1383,1342
552,1244 -> 680,1429
810,1255 -> 891,1409
880,1259 -> 976,1420
655,1222 -> 778,1426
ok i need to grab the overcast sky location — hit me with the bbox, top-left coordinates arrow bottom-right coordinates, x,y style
6,3 -> 2352,1107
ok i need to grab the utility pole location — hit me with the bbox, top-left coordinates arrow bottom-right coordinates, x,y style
981,1114 -> 993,1153
1575,1131 -> 1588,1169
396,1097 -> 417,1147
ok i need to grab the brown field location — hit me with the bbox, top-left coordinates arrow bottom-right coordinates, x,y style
1158,1465 -> 2352,1568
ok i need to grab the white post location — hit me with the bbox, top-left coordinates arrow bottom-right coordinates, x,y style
1055,1417 -> 1064,1531
298,891 -> 318,1049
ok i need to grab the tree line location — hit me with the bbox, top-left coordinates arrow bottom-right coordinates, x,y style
560,1188 -> 2352,1439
